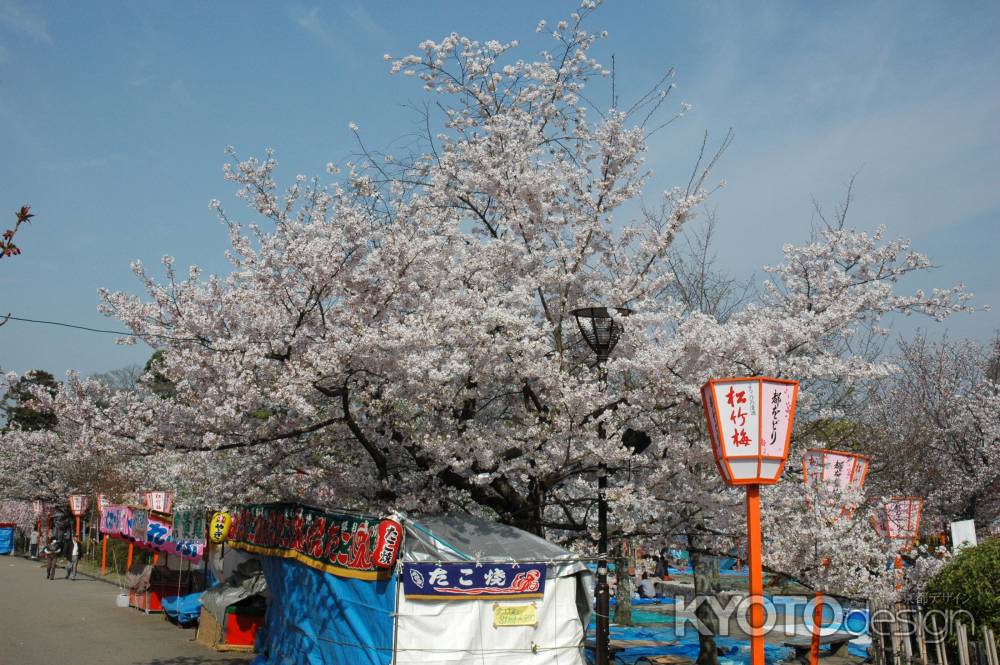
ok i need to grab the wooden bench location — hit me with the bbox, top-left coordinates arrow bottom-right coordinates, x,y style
782,632 -> 855,662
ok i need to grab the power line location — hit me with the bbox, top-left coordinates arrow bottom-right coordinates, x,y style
1,315 -> 209,344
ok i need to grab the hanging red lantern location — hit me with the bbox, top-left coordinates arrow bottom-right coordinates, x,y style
373,519 -> 403,569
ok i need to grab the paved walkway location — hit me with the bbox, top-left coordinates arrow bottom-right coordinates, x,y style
0,554 -> 252,665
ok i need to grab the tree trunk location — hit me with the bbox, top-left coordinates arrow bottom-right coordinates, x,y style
615,540 -> 635,626
689,530 -> 721,665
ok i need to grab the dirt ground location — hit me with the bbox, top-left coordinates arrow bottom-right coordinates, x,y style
0,554 -> 252,665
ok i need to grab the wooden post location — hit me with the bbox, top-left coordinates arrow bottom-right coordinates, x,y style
957,622 -> 970,665
916,610 -> 929,665
746,485 -> 765,665
900,603 -> 913,664
984,627 -> 999,665
101,535 -> 108,576
937,612 -> 950,665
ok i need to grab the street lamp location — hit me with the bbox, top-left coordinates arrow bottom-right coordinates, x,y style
702,377 -> 799,665
68,494 -> 89,538
802,449 -> 870,665
570,306 -> 631,665
872,496 -> 923,590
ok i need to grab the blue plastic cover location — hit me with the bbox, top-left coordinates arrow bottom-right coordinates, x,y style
252,556 -> 396,665
162,591 -> 204,625
0,527 -> 13,555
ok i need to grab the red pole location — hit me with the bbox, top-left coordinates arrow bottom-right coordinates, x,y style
126,542 -> 134,570
101,535 -> 108,576
44,514 -> 50,545
746,485 -> 765,665
75,515 -> 81,538
809,591 -> 824,665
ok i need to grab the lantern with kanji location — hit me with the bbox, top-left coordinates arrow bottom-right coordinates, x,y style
702,377 -> 799,485
874,497 -> 923,552
68,494 -> 89,516
31,500 -> 45,517
702,376 -> 799,665
143,491 -> 173,514
68,494 -> 89,537
803,449 -> 869,489
209,511 -> 231,543
96,494 -> 111,514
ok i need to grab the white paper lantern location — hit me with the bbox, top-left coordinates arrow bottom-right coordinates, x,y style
701,377 -> 799,485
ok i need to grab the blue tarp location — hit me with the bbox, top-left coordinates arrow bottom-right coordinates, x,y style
162,591 -> 204,625
0,527 -> 14,555
251,557 -> 396,665
585,624 -> 791,665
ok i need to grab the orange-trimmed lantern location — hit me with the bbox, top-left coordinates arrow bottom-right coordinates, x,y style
68,494 -> 89,516
803,449 -> 869,490
701,377 -> 799,485
143,491 -> 173,514
873,496 -> 923,552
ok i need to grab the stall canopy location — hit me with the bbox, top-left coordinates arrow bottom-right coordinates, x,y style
99,505 -> 204,564
227,503 -> 593,665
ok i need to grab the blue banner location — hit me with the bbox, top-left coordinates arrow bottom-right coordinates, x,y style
402,562 -> 546,600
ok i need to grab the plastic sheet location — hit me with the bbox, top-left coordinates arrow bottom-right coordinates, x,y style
0,526 -> 14,555
162,591 -> 204,625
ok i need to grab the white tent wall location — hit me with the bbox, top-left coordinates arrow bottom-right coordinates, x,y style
394,573 -> 587,665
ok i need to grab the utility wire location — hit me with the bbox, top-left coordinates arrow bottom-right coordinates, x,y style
1,315 -> 208,344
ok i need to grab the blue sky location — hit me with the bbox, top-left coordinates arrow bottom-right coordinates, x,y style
1,1 -> 998,377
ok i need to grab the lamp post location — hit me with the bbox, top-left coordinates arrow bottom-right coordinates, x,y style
802,449 -> 870,665
701,377 -> 799,665
68,494 -> 89,538
571,306 -> 631,665
872,496 -> 923,589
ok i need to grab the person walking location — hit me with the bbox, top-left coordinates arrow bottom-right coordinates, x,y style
65,535 -> 81,580
29,528 -> 39,559
43,538 -> 61,580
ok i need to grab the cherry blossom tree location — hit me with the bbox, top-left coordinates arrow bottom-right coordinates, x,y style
863,334 -> 1000,527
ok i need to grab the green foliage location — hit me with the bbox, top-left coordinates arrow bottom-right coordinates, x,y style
925,538 -> 1000,635
2,369 -> 58,431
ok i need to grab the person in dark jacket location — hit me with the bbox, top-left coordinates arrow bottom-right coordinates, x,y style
43,538 -> 61,579
65,535 -> 81,579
